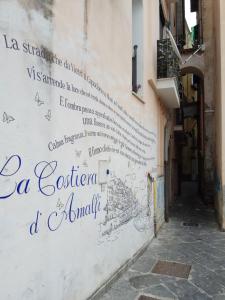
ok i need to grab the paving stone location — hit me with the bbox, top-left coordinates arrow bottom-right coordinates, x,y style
106,278 -> 138,300
105,286 -> 138,300
129,274 -> 162,289
181,292 -> 212,300
214,270 -> 225,281
163,278 -> 210,299
213,295 -> 225,300
143,283 -> 178,299
130,256 -> 157,273
190,273 -> 225,296
111,277 -> 134,292
123,269 -> 143,280
98,292 -> 114,300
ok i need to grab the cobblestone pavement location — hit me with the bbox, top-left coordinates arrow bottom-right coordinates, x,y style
98,183 -> 225,300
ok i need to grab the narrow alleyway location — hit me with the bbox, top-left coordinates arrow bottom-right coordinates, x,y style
98,183 -> 225,300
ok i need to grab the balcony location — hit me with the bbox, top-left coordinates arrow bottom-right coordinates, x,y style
155,38 -> 181,109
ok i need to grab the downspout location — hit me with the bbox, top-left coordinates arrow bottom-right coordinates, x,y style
153,178 -> 157,237
148,173 -> 157,237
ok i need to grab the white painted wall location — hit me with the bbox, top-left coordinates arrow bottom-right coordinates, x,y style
132,0 -> 143,96
0,1 -> 160,299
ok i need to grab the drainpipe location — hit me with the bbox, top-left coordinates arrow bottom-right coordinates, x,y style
153,178 -> 157,237
148,173 -> 157,237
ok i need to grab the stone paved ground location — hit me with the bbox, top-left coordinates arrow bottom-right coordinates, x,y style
98,183 -> 225,300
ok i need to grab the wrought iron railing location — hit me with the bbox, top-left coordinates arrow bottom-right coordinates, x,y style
157,38 -> 180,79
157,38 -> 182,96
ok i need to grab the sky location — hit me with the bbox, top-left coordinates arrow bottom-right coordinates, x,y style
185,0 -> 197,30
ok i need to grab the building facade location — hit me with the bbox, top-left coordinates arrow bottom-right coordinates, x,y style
0,1 -> 174,299
1,0 -> 224,299
214,0 -> 225,229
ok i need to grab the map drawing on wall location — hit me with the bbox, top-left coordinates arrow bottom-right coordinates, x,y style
98,172 -> 153,243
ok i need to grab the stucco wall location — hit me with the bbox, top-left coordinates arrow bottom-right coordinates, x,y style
214,0 -> 225,229
0,0 -> 165,299
202,0 -> 216,200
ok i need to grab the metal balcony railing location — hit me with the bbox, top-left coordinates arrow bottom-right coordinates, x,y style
157,38 -> 182,96
157,38 -> 180,80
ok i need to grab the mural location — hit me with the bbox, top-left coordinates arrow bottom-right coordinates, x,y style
0,4 -> 157,298
98,172 -> 154,243
0,33 -> 156,239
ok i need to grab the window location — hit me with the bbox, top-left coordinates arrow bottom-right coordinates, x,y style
132,0 -> 143,96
